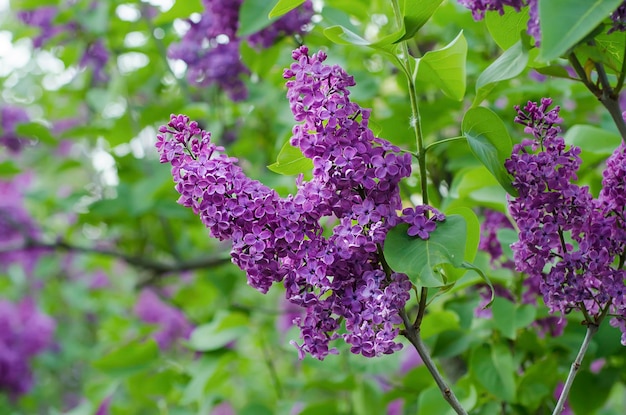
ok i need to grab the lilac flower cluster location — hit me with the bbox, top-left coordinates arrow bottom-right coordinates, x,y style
0,298 -> 55,399
168,0 -> 313,101
610,2 -> 626,33
134,289 -> 193,350
0,106 -> 30,153
16,7 -> 71,48
17,6 -> 109,82
457,0 -> 539,43
157,46 -> 435,359
478,209 -> 514,268
476,208 -> 567,336
459,0 -> 626,45
505,98 -> 626,343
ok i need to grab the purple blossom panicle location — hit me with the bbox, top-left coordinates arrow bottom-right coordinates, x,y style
0,298 -> 55,400
157,46 -> 420,359
460,0 -> 626,45
17,6 -> 109,82
457,0 -> 525,20
610,1 -> 626,33
0,106 -> 30,153
17,7 -> 66,48
79,40 -> 109,83
167,0 -> 313,101
134,289 -> 193,350
247,1 -> 314,49
479,209 -> 514,267
506,98 -> 626,344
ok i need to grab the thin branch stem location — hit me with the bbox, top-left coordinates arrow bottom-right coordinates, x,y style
616,32 -> 626,93
552,323 -> 599,415
400,309 -> 468,415
569,50 -> 626,143
9,238 -> 231,277
390,0 -> 428,206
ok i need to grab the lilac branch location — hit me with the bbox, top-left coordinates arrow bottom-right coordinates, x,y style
3,237 -> 231,278
399,308 -> 468,415
552,322 -> 599,415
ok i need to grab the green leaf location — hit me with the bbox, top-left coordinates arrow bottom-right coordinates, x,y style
416,31 -> 467,101
92,340 -> 159,377
517,358 -> 558,411
154,0 -> 203,25
485,6 -> 529,50
420,310 -> 460,339
15,122 -> 56,145
474,40 -> 529,105
267,140 -> 313,175
538,0 -> 624,61
188,312 -> 249,352
396,0 -> 444,42
459,261 -> 495,308
462,107 -> 517,196
269,0 -> 305,18
470,344 -> 516,402
0,161 -> 20,177
323,25 -> 401,56
569,369 -> 619,414
564,124 -> 622,156
238,0 -> 278,37
491,297 -> 537,340
384,215 -> 467,287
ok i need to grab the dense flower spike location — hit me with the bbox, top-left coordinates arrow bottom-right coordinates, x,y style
478,209 -> 514,267
0,298 -> 55,399
506,98 -> 626,344
157,46 -> 423,359
168,0 -> 313,101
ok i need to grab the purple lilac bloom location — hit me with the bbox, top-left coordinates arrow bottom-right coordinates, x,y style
610,1 -> 626,33
157,46 -> 430,359
211,401 -> 236,415
17,6 -> 109,81
79,40 -> 109,83
0,298 -> 55,400
479,209 -> 514,267
167,0 -> 313,101
457,0 -> 525,19
460,0 -> 626,45
0,106 -> 30,153
167,0 -> 248,101
247,1 -> 314,49
134,289 -> 193,350
506,98 -> 626,344
17,7 -> 66,48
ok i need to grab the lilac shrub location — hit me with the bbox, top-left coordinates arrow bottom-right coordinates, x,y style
168,0 -> 313,101
157,46 -> 445,359
506,98 -> 626,342
0,298 -> 55,400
